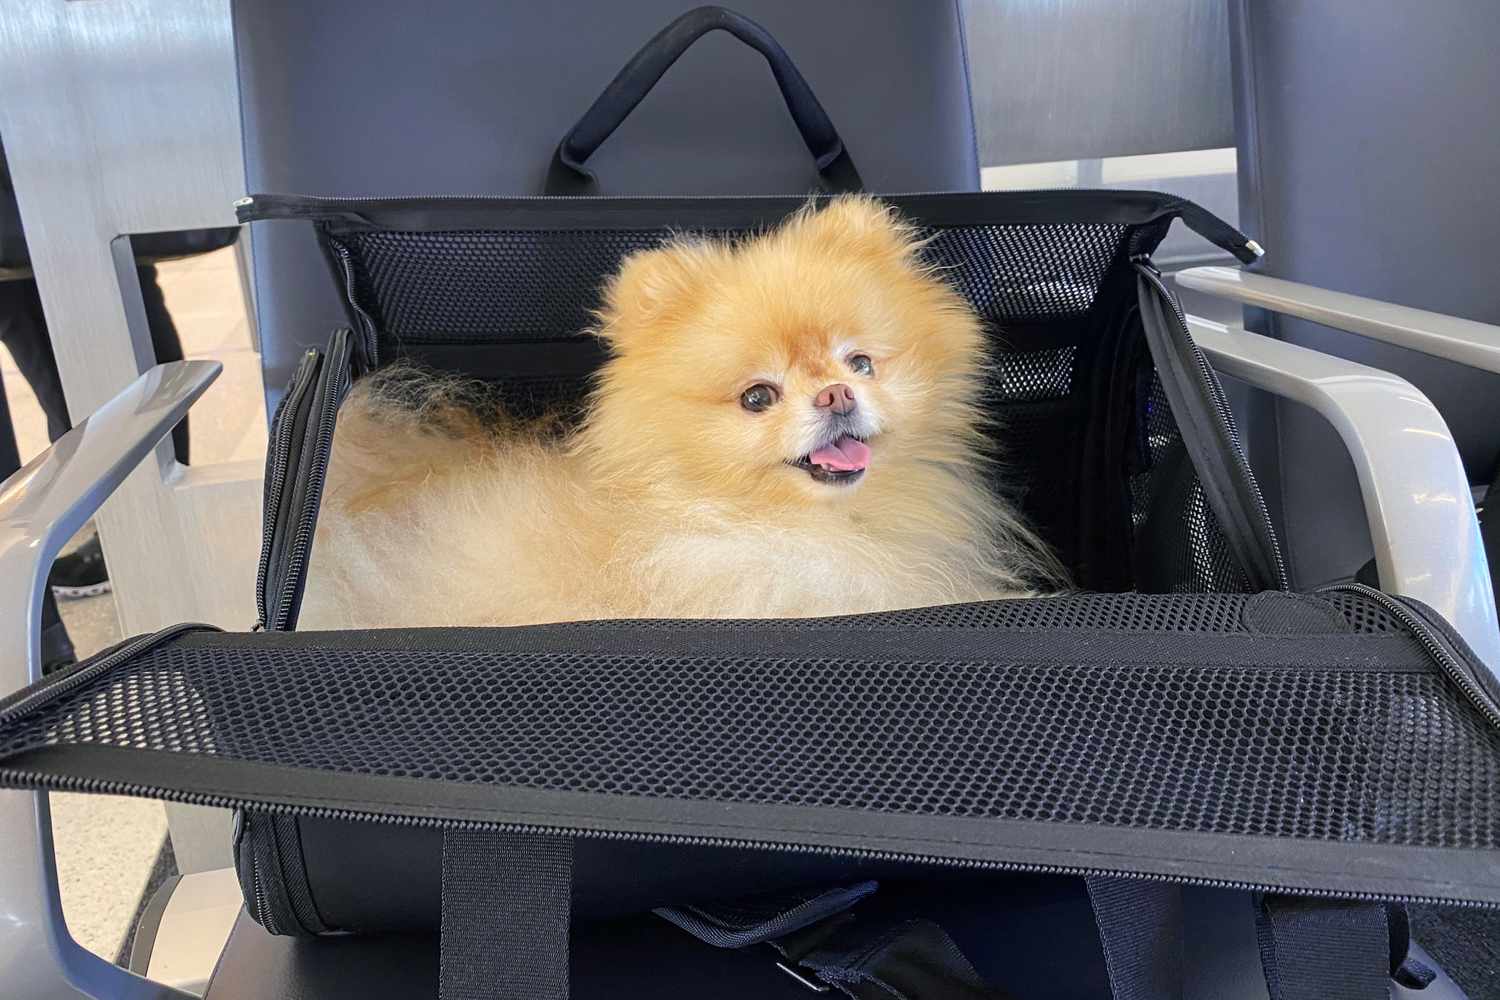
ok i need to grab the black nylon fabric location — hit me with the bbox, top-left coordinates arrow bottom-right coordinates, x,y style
439,829 -> 572,1000
1086,877 -> 1183,1000
796,917 -> 1007,1000
1255,896 -> 1388,1000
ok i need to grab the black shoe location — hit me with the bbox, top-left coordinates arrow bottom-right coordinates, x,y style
49,534 -> 111,599
40,619 -> 76,675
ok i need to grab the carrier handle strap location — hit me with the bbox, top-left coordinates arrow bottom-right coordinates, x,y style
1254,895 -> 1389,999
439,829 -> 574,1000
546,5 -> 863,196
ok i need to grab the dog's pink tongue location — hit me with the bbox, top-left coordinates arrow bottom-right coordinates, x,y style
808,436 -> 872,472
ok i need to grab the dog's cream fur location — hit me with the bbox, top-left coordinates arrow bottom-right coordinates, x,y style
299,198 -> 1059,629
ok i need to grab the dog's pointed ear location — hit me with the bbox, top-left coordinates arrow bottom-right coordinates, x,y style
598,239 -> 718,347
789,195 -> 923,267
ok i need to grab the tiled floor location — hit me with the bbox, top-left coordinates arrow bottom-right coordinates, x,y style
2,244 -> 263,964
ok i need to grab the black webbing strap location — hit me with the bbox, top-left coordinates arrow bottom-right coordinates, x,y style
1255,895 -> 1388,1000
439,829 -> 573,1000
1085,876 -> 1184,1000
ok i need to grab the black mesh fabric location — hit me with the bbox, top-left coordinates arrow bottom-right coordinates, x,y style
990,344 -> 1076,403
1130,371 -> 1253,593
335,223 -> 1129,351
2,592 -> 1497,854
920,224 -> 1126,322
338,228 -> 666,346
573,592 -> 1249,633
490,375 -> 594,424
1320,592 -> 1407,634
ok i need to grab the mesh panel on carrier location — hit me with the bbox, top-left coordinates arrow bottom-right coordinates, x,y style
2,592 -> 1497,861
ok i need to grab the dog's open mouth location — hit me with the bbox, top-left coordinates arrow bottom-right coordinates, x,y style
788,434 -> 872,485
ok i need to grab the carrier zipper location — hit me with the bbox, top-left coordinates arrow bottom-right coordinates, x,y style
330,244 -> 380,366
255,350 -> 321,627
4,764 -> 1492,912
237,189 -> 1178,208
267,331 -> 353,631
250,849 -> 273,934
1134,258 -> 1289,589
234,192 -> 1263,265
0,623 -> 221,724
1324,583 -> 1500,730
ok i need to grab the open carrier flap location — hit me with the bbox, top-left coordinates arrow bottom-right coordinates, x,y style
4,590 -> 1499,901
1,590 -> 1497,1000
6,187 -> 1498,1000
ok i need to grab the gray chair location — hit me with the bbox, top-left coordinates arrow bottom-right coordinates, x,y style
235,0 -> 982,414
1220,0 -> 1500,590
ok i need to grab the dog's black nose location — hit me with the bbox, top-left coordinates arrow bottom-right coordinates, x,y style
814,383 -> 857,415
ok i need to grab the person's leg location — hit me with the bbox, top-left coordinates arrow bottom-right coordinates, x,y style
0,329 -> 73,671
0,278 -> 111,608
136,264 -> 189,464
0,277 -> 71,442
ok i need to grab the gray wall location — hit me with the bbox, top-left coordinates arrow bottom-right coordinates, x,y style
963,0 -> 1234,165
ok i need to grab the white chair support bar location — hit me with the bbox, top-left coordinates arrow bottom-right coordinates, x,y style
0,361 -> 218,1000
1176,266 -> 1500,374
1188,318 -> 1500,673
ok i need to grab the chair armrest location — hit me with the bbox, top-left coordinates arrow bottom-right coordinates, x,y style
1188,318 -> 1500,673
1176,266 -> 1500,374
0,361 -> 219,696
0,360 -> 216,1000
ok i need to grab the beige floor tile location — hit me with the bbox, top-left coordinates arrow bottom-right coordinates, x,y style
51,793 -> 169,962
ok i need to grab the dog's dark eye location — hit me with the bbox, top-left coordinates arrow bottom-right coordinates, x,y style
847,354 -> 875,377
740,383 -> 780,412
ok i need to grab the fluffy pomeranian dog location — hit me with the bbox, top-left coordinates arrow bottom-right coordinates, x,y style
299,197 -> 1060,629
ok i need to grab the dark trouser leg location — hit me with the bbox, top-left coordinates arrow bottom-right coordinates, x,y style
0,278 -> 70,442
0,307 -> 72,671
137,264 -> 189,464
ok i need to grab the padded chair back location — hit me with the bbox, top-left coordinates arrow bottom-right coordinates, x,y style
233,0 -> 981,412
1229,0 -> 1500,587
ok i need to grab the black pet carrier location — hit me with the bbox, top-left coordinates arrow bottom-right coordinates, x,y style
2,8 -> 1498,999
